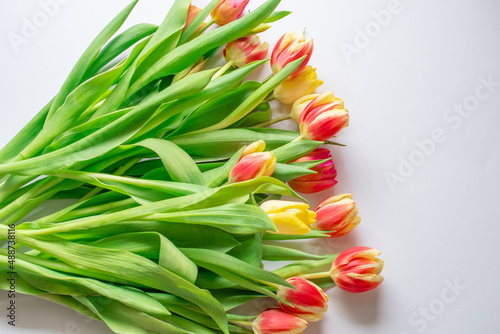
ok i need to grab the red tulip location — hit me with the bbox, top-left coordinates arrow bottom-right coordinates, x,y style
294,92 -> 349,141
223,35 -> 269,68
288,148 -> 337,194
271,32 -> 313,78
277,277 -> 329,322
314,194 -> 361,238
228,152 -> 276,183
253,308 -> 308,334
330,247 -> 384,293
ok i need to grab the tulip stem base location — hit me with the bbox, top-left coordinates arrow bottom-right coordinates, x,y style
252,114 -> 292,128
229,320 -> 253,327
299,271 -> 331,280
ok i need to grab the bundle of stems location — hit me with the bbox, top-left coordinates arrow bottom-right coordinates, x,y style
0,0 -> 347,333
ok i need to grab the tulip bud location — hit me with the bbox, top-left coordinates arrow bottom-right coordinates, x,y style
288,148 -> 337,194
271,32 -> 314,78
211,0 -> 249,26
253,309 -> 308,334
274,66 -> 323,104
330,247 -> 384,293
184,4 -> 202,31
277,277 -> 329,322
314,194 -> 360,238
296,92 -> 349,141
228,152 -> 276,183
260,200 -> 316,235
223,35 -> 269,68
241,140 -> 266,157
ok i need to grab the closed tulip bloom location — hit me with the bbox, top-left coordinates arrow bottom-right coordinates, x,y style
296,92 -> 349,141
229,152 -> 276,183
314,194 -> 360,238
224,35 -> 269,68
271,32 -> 314,78
288,148 -> 337,194
253,309 -> 308,334
184,4 -> 202,31
260,200 -> 316,235
277,277 -> 329,322
274,66 -> 323,104
330,247 -> 384,293
211,0 -> 249,26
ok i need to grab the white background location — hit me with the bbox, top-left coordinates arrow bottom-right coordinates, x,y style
1,0 -> 500,333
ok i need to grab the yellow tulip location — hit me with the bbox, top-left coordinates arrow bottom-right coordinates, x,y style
260,200 -> 316,235
274,66 -> 323,104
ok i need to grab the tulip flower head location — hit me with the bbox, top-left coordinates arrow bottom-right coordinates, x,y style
277,277 -> 329,322
253,308 -> 308,334
260,200 -> 316,235
288,148 -> 337,194
330,247 -> 384,293
294,92 -> 349,141
224,35 -> 269,68
271,32 -> 314,78
184,4 -> 202,31
314,193 -> 360,237
211,0 -> 249,26
229,152 -> 276,183
274,66 -> 323,104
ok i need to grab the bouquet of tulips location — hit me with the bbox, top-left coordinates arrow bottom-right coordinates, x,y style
0,0 -> 384,333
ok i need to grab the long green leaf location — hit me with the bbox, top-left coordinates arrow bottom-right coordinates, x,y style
17,234 -> 229,333
133,139 -> 206,186
0,69 -> 216,175
86,23 -> 159,78
90,232 -> 198,283
46,0 -> 139,123
145,203 -> 276,234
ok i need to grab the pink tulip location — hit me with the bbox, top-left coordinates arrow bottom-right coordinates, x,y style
271,32 -> 314,78
294,92 -> 349,141
314,194 -> 360,238
253,309 -> 308,334
330,247 -> 384,293
223,35 -> 269,68
211,0 -> 250,26
277,277 -> 329,322
228,152 -> 276,183
288,148 -> 337,194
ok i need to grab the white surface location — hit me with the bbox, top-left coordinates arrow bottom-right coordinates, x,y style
1,0 -> 500,333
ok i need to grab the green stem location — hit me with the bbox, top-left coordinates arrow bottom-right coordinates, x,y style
229,320 -> 253,327
212,60 -> 234,80
0,176 -> 58,222
299,271 -> 331,280
33,198 -> 137,226
78,157 -> 141,202
265,93 -> 276,102
252,114 -> 292,128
